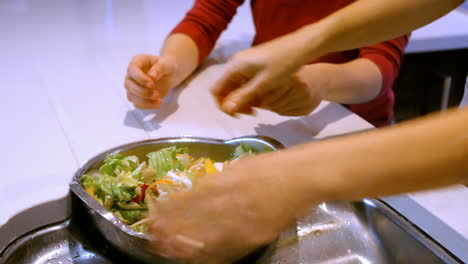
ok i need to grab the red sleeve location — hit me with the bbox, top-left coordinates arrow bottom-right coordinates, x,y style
359,34 -> 410,98
170,0 -> 245,64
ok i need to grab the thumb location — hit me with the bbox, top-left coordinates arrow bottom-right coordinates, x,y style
220,73 -> 270,115
148,58 -> 173,81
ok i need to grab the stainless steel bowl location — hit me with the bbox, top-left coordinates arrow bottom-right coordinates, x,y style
69,136 -> 284,263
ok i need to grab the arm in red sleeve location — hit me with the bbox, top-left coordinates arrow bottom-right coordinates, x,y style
170,0 -> 245,64
359,35 -> 410,98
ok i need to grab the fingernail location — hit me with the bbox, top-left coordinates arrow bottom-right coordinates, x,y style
147,81 -> 153,88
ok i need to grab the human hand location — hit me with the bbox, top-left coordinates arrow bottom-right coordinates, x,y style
258,66 -> 325,116
211,31 -> 325,116
124,54 -> 177,109
148,153 -> 308,264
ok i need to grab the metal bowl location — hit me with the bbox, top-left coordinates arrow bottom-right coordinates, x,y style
69,136 -> 284,263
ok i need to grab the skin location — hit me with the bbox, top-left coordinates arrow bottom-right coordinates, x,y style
149,107 -> 468,263
125,33 -> 198,109
215,58 -> 382,117
212,0 -> 464,115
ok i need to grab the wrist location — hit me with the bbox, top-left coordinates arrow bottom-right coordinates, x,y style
298,64 -> 332,100
159,33 -> 199,87
259,148 -> 341,217
159,55 -> 186,87
277,140 -> 367,209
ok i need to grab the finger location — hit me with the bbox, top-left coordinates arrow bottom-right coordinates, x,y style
127,93 -> 161,109
220,73 -> 270,115
280,106 -> 313,116
211,67 -> 250,106
278,97 -> 321,116
282,91 -> 323,116
125,78 -> 160,100
154,75 -> 173,98
127,63 -> 154,89
148,58 -> 173,81
150,220 -> 207,261
264,87 -> 297,114
152,238 -> 196,263
260,83 -> 290,108
236,97 -> 262,115
236,107 -> 254,115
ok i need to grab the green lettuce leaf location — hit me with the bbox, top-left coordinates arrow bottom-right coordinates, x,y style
146,146 -> 187,180
114,209 -> 147,224
81,173 -> 96,188
81,173 -> 135,203
232,144 -> 258,160
132,224 -> 148,233
99,154 -> 139,176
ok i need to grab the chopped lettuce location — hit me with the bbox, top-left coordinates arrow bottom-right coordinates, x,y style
81,173 -> 96,188
114,209 -> 147,224
232,144 -> 258,160
80,143 -> 261,234
146,146 -> 188,180
81,173 -> 136,203
99,154 -> 139,176
130,161 -> 146,181
132,225 -> 148,233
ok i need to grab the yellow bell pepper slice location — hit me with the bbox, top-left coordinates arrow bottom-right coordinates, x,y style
204,158 -> 217,174
85,185 -> 96,198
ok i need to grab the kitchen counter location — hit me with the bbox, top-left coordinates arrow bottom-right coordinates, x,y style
406,4 -> 468,53
1,0 -> 467,262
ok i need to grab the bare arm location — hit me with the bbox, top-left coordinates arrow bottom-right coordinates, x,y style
213,0 -> 465,115
158,33 -> 199,89
307,0 -> 464,57
300,58 -> 382,104
285,107 -> 468,204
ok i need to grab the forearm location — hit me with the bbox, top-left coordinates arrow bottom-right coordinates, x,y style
297,0 -> 464,59
301,59 -> 382,104
279,107 -> 468,209
160,33 -> 199,86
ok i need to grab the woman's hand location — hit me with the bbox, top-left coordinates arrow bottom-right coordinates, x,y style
124,54 -> 177,109
210,25 -> 329,116
148,153 -> 311,264
258,66 -> 326,116
211,49 -> 308,116
213,61 -> 330,117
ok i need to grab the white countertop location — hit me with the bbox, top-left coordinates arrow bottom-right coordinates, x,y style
406,6 -> 468,53
1,0 -> 467,261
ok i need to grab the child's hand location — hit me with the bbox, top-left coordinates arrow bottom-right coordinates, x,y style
125,54 -> 176,109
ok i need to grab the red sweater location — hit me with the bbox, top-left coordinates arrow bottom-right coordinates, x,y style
171,0 -> 409,127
